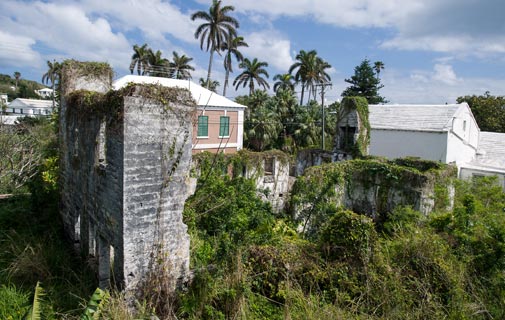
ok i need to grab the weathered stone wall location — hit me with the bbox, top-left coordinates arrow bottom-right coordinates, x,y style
290,158 -> 456,235
191,150 -> 294,213
59,61 -> 194,293
245,154 -> 293,213
122,93 -> 193,292
295,149 -> 336,176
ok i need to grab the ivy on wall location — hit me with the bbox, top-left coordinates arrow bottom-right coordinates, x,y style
290,157 -> 457,238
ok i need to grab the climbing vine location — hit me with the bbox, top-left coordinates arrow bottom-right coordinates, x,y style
337,96 -> 371,158
290,157 -> 456,237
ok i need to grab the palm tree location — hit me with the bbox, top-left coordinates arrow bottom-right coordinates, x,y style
13,72 -> 21,89
191,0 -> 239,88
233,58 -> 270,95
42,61 -> 61,109
374,61 -> 385,80
221,36 -> 248,96
147,49 -> 171,77
129,43 -> 150,75
199,78 -> 220,93
289,50 -> 331,105
244,104 -> 281,151
42,60 -> 61,87
170,52 -> 195,80
273,73 -> 295,93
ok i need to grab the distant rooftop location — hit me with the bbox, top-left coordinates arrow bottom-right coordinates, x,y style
369,103 -> 466,132
464,131 -> 505,172
113,75 -> 246,109
10,98 -> 53,109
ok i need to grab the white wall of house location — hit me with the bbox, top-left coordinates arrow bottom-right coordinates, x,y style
445,106 -> 479,167
460,167 -> 505,190
369,129 -> 448,162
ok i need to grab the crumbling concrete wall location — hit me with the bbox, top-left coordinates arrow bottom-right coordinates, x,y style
245,154 -> 293,213
59,61 -> 194,293
191,150 -> 294,213
295,149 -> 335,176
290,158 -> 456,235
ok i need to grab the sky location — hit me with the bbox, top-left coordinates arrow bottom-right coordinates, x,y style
1,0 -> 505,104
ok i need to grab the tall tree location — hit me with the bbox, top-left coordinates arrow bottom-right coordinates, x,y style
273,73 -> 295,93
221,35 -> 248,96
41,61 -> 61,88
199,78 -> 220,93
129,43 -> 150,75
374,61 -> 385,80
457,92 -> 505,132
342,59 -> 387,104
289,50 -> 331,105
233,58 -> 270,95
42,60 -> 61,109
147,49 -> 171,77
13,72 -> 21,89
170,51 -> 195,79
191,0 -> 239,88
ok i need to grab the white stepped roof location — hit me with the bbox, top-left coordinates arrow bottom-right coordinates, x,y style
369,103 -> 465,132
10,98 -> 53,109
113,75 -> 246,109
466,131 -> 505,172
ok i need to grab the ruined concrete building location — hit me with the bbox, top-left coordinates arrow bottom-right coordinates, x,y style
59,61 -> 193,292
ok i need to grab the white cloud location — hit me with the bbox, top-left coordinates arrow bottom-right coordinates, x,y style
0,1 -> 131,72
242,31 -> 294,72
409,64 -> 460,86
196,0 -> 418,28
195,0 -> 505,56
432,64 -> 459,85
0,31 -> 41,68
381,66 -> 505,104
75,0 -> 198,45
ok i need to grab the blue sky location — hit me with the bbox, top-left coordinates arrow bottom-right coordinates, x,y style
1,0 -> 505,104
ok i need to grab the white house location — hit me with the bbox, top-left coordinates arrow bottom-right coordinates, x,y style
113,75 -> 246,154
35,88 -> 54,98
368,103 -> 505,188
7,98 -> 54,116
459,132 -> 505,188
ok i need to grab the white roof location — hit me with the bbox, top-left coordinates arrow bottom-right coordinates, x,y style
464,131 -> 505,172
37,88 -> 53,92
369,103 -> 466,132
9,98 -> 53,109
113,75 -> 246,109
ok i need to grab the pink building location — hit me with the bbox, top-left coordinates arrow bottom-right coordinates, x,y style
114,75 -> 246,154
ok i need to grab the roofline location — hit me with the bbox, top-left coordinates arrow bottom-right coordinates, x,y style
371,127 -> 448,134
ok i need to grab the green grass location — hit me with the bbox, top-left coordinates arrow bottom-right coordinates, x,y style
0,195 -> 97,318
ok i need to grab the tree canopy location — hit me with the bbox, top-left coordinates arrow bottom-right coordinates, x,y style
457,92 -> 505,133
191,0 -> 239,88
342,59 -> 387,104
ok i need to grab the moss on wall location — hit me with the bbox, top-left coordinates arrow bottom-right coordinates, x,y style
338,96 -> 371,158
65,83 -> 196,124
193,149 -> 293,181
290,157 -> 456,237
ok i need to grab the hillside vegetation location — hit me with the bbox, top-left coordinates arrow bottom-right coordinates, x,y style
0,74 -> 46,101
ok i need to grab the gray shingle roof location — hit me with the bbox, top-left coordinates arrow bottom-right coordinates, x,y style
369,104 -> 461,132
470,131 -> 505,170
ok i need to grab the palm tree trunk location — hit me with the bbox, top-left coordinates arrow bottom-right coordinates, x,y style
223,69 -> 229,96
300,86 -> 305,106
206,50 -> 214,89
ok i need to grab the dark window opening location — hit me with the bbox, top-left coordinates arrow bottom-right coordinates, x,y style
339,126 -> 356,151
264,157 -> 275,176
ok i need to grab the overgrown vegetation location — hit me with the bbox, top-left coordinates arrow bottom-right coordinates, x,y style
0,74 -> 45,101
1,89 -> 504,318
